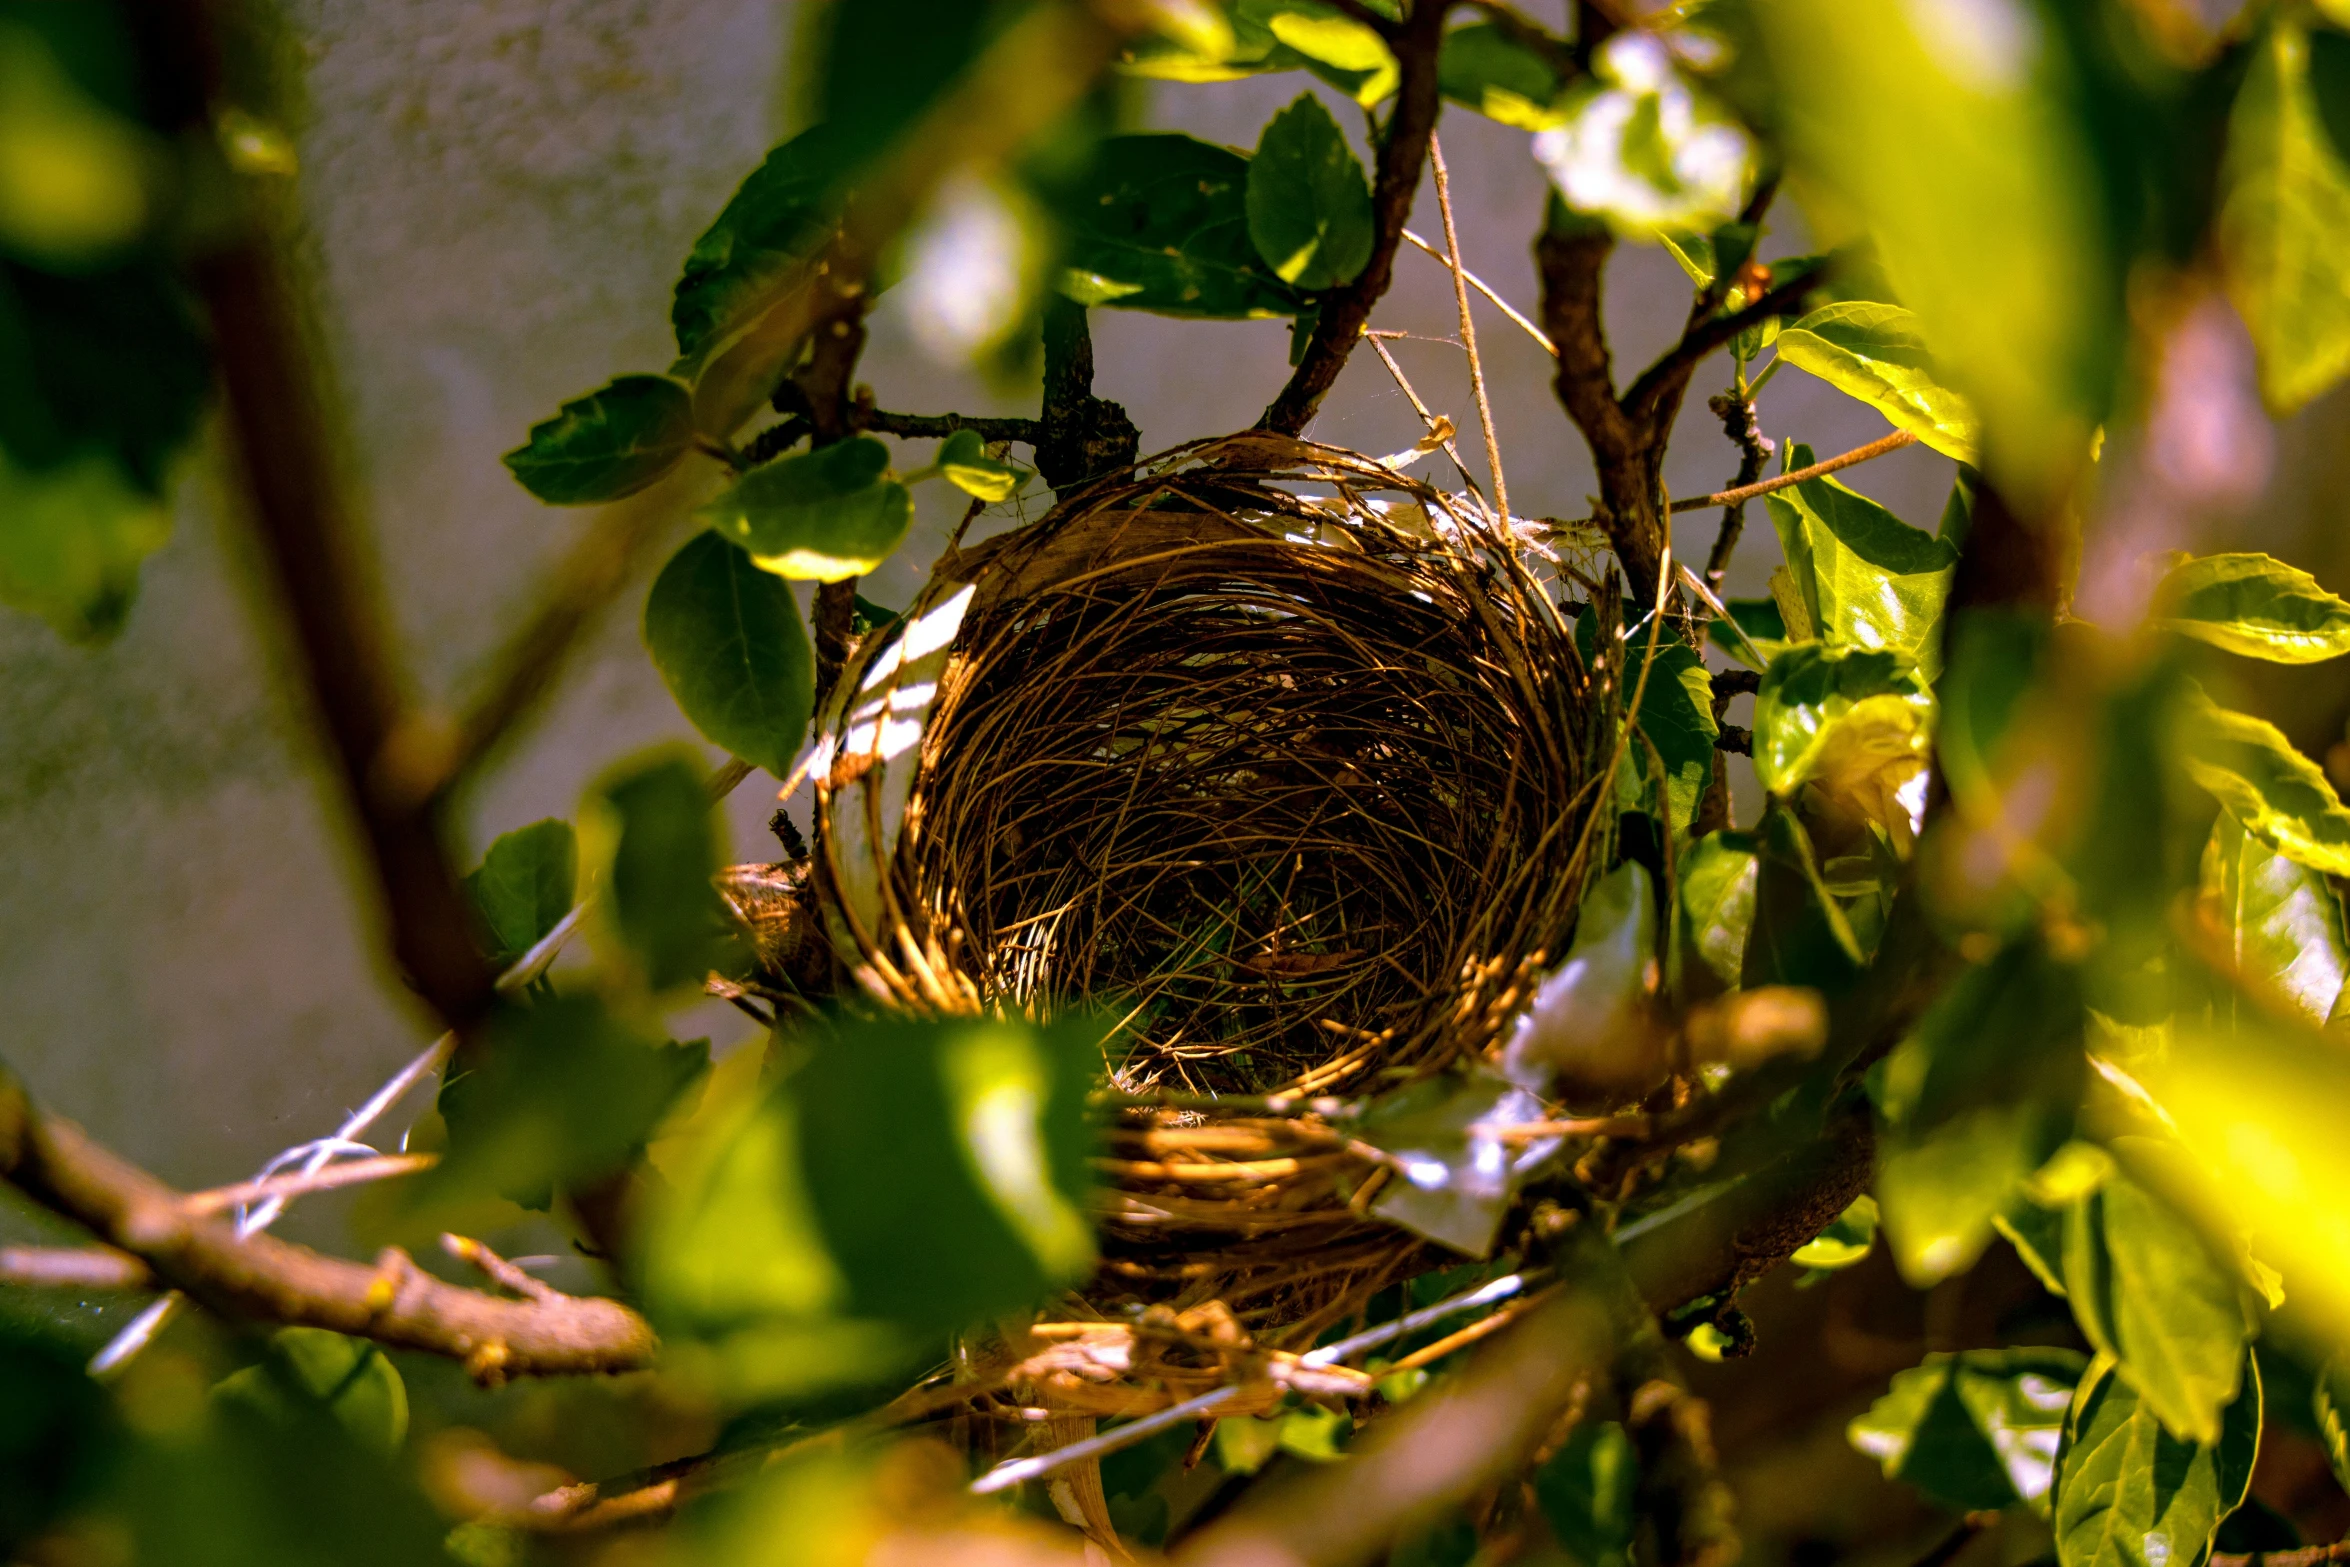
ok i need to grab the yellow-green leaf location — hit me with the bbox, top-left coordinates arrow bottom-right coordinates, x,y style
2179,692 -> 2350,876
1772,303 -> 1980,462
2155,552 -> 2350,664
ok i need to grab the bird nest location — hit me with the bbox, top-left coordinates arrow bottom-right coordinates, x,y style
808,433 -> 1607,1361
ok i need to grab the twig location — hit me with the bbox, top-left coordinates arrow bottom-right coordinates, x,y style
1401,229 -> 1557,357
2212,1545 -> 2350,1567
1384,1285 -> 1558,1371
183,1152 -> 436,1215
443,1232 -> 562,1303
1702,392 -> 1773,591
1621,261 -> 1831,430
1428,134 -> 1508,523
1672,430 -> 1919,513
0,1245 -> 152,1290
1364,333 -> 1488,508
861,410 -> 1044,445
0,1071 -> 655,1382
1259,0 -> 1450,435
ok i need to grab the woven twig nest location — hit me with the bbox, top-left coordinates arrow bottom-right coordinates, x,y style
808,433 -> 1606,1360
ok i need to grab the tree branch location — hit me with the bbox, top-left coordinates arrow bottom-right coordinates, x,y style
1621,261 -> 1829,432
1702,391 -> 1773,591
862,410 -> 1045,445
0,1245 -> 151,1290
1257,0 -> 1452,436
0,1072 -> 655,1382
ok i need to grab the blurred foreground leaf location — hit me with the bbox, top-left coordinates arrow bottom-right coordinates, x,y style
1535,1419 -> 1638,1567
210,1329 -> 408,1458
591,749 -> 737,994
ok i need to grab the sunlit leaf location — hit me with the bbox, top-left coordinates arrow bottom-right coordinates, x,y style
698,436 -> 912,583
1772,304 -> 1981,462
1535,1420 -> 1638,1567
2219,14 -> 2350,413
211,1329 -> 408,1459
1535,33 -> 1751,237
463,819 -> 576,970
1767,442 -> 1957,676
1438,21 -> 1569,130
1850,1347 -> 2086,1515
1792,1193 -> 1879,1270
1751,643 -> 1935,802
1677,829 -> 1759,995
1246,93 -> 1373,290
644,530 -> 815,778
434,995 -> 708,1211
2199,807 -> 2348,1025
1707,596 -> 1789,672
1058,133 -> 1305,318
2317,1358 -> 2350,1496
2050,1353 -> 2260,1567
2178,691 -> 2350,877
2155,552 -> 2350,664
503,375 -> 697,505
934,426 -> 1023,502
1623,639 -> 1721,837
0,24 -> 152,266
1266,5 -> 1397,104
591,749 -> 737,993
2060,1164 -> 2253,1445
641,1014 -> 1099,1406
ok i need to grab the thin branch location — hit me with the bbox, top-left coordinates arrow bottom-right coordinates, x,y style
861,409 -> 1045,445
443,1232 -> 563,1303
183,1152 -> 436,1215
1402,228 -> 1558,357
1428,134 -> 1508,523
0,1072 -> 655,1382
1702,391 -> 1774,591
1364,333 -> 1487,507
1622,260 -> 1831,431
2212,1545 -> 2350,1567
1672,430 -> 1919,514
1258,0 -> 1451,435
0,1245 -> 151,1290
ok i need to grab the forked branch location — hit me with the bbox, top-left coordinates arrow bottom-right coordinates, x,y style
0,1073 -> 655,1381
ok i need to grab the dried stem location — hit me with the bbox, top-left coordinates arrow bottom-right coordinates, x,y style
1258,0 -> 1451,435
0,1071 -> 654,1381
1702,392 -> 1774,591
1403,228 -> 1557,357
0,1245 -> 152,1291
1428,134 -> 1509,522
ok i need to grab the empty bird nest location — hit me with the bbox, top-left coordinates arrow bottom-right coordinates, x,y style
805,432 -> 1620,1380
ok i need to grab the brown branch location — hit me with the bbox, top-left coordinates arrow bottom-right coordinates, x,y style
1621,261 -> 1830,432
1033,294 -> 1140,497
862,409 -> 1045,445
0,1073 -> 654,1381
1429,134 -> 1508,522
2213,1545 -> 2350,1567
443,1232 -> 562,1303
1701,392 -> 1773,591
0,1245 -> 152,1291
1257,0 -> 1451,436
1542,431 -> 1922,542
183,1152 -> 435,1215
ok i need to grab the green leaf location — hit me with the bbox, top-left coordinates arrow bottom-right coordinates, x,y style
2060,1168 -> 2252,1446
934,426 -> 1023,501
1876,942 -> 2085,1285
698,436 -> 911,582
1265,5 -> 1398,104
2179,691 -> 2350,876
0,258 -> 211,495
211,1329 -> 408,1458
672,124 -> 849,361
1624,639 -> 1721,838
1766,441 -> 1958,675
640,1014 -> 1100,1405
2051,1353 -> 2260,1567
594,750 -> 736,993
2315,1358 -> 2350,1496
463,819 -> 577,970
0,447 -> 170,641
644,531 -> 815,779
1750,643 -> 1934,800
2220,15 -> 2350,413
1246,93 -> 1374,290
1058,133 -> 1306,318
1535,1420 -> 1639,1567
434,995 -> 708,1211
503,375 -> 697,505
1676,829 -> 1759,995
1792,1193 -> 1880,1269
1772,304 -> 1981,462
1850,1348 -> 2088,1515
2199,806 -> 2349,1025
1998,1198 -> 2070,1298
1437,21 -> 1569,130
2155,552 -> 2350,664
